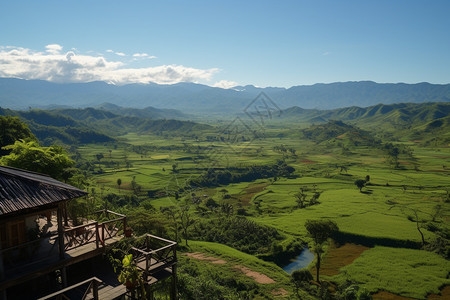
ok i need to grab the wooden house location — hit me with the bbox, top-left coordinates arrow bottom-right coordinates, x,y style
0,166 -> 177,299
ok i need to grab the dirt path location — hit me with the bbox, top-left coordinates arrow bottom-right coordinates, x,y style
427,286 -> 450,299
271,288 -> 289,296
233,265 -> 275,284
184,252 -> 226,264
185,252 -> 277,285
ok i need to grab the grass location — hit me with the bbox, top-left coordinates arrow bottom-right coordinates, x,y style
75,123 -> 450,299
180,240 -> 317,299
331,246 -> 450,299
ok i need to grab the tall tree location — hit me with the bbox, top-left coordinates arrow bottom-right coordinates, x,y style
304,219 -> 339,283
117,178 -> 122,192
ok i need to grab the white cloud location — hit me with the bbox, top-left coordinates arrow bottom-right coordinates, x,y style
115,52 -> 126,56
45,44 -> 63,55
0,45 -> 219,85
213,80 -> 239,89
106,49 -> 114,53
133,53 -> 147,57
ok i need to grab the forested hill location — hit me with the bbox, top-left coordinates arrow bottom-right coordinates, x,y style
0,107 -> 213,146
282,102 -> 450,144
1,78 -> 449,112
282,102 -> 449,128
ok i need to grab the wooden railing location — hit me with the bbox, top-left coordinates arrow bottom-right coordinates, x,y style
131,234 -> 177,276
94,210 -> 127,247
63,221 -> 99,251
0,209 -> 127,274
63,209 -> 127,251
0,234 -> 59,270
37,277 -> 102,300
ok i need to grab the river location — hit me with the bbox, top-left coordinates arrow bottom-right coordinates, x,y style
282,248 -> 315,274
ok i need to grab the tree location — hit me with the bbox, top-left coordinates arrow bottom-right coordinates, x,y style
161,206 -> 180,242
304,219 -> 339,283
0,116 -> 36,156
291,269 -> 313,296
0,140 -> 74,180
117,178 -> 122,192
354,179 -> 366,192
179,205 -> 195,247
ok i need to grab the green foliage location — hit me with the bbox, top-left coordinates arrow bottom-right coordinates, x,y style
0,115 -> 36,156
127,208 -> 169,237
189,160 -> 295,188
354,179 -> 366,192
302,120 -> 378,146
305,219 -> 339,245
333,246 -> 450,299
305,219 -> 339,283
191,216 -> 283,254
109,251 -> 145,297
178,257 -> 257,299
339,285 -> 372,300
291,269 -> 313,296
0,140 -> 74,180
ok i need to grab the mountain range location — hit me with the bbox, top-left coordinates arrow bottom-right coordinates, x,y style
1,78 -> 449,112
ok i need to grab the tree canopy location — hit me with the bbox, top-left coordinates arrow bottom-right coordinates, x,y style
305,219 -> 339,283
0,140 -> 74,180
0,115 -> 36,156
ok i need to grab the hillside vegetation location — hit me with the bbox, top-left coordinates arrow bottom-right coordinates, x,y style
0,101 -> 449,299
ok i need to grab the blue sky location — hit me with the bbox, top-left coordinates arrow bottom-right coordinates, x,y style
0,0 -> 449,88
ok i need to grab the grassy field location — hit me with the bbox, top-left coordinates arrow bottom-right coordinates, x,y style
75,122 -> 450,299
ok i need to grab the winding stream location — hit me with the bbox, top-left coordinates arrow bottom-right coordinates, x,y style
282,248 -> 315,274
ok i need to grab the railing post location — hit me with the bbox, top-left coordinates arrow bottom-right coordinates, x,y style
146,234 -> 149,251
95,222 -> 99,249
92,279 -> 99,300
146,252 -> 150,274
57,202 -> 65,259
102,223 -> 105,246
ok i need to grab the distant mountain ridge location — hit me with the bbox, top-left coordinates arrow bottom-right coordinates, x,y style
1,78 -> 449,112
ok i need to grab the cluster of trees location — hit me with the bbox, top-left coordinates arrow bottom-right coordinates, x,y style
188,160 -> 295,188
190,216 -> 283,255
294,185 -> 321,209
273,144 -> 297,156
0,116 -> 78,182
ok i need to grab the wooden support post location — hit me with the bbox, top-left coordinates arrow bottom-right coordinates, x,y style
0,244 -> 5,281
101,224 -> 105,246
95,222 -> 99,249
170,245 -> 177,300
61,267 -> 67,288
1,289 -> 6,300
63,201 -> 69,227
57,203 -> 65,260
92,279 -> 98,300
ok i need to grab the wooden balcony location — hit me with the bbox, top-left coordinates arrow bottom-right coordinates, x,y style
131,234 -> 177,285
37,235 -> 178,300
0,210 -> 127,291
37,277 -> 127,300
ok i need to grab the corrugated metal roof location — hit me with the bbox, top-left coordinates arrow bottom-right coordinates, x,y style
0,166 -> 87,216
